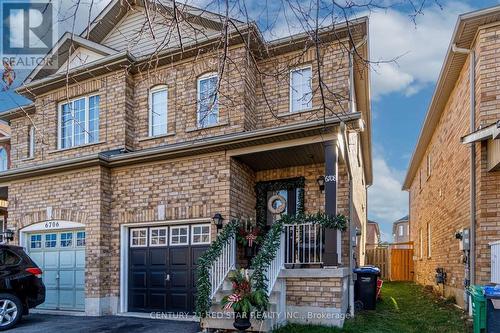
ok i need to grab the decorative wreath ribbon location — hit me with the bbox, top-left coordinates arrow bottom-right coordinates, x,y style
246,233 -> 257,247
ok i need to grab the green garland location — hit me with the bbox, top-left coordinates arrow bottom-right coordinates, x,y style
255,177 -> 305,230
249,211 -> 347,314
195,220 -> 239,317
279,212 -> 348,231
249,221 -> 284,314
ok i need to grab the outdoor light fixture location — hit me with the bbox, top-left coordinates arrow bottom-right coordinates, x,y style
316,175 -> 325,192
4,229 -> 14,242
212,213 -> 224,230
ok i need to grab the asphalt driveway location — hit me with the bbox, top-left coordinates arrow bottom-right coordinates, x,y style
10,314 -> 200,333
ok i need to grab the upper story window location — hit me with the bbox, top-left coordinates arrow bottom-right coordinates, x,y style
426,153 -> 432,178
197,73 -> 219,128
0,148 -> 7,171
28,126 -> 35,158
149,85 -> 168,136
59,95 -> 100,149
398,225 -> 404,237
290,66 -> 312,113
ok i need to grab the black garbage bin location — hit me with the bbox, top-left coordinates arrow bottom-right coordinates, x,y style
484,286 -> 500,333
353,265 -> 380,310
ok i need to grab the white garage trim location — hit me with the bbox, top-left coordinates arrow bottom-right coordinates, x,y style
119,218 -> 211,314
19,220 -> 86,249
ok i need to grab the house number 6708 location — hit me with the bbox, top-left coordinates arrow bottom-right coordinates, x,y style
45,221 -> 60,229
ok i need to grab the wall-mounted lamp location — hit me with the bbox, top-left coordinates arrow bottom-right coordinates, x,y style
212,213 -> 224,231
3,229 -> 14,242
316,176 -> 325,192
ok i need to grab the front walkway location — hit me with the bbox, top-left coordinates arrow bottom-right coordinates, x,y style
11,314 -> 200,333
273,282 -> 469,333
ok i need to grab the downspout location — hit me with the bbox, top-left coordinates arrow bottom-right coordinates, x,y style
452,43 -> 476,310
345,36 -> 367,318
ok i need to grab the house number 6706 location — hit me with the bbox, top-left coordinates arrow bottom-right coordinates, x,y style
45,221 -> 60,229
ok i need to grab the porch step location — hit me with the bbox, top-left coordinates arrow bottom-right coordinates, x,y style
202,272 -> 286,332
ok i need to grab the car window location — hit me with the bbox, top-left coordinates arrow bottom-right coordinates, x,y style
0,249 -> 21,266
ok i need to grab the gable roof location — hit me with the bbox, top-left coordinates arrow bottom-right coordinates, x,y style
367,220 -> 380,236
403,5 -> 500,190
393,215 -> 409,225
25,33 -> 118,84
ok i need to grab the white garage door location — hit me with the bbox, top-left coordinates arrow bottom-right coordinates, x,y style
28,230 -> 86,311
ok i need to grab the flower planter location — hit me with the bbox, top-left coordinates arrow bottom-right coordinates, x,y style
233,311 -> 251,331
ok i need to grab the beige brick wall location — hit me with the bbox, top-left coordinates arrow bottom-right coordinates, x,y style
285,277 -> 343,308
409,24 -> 500,305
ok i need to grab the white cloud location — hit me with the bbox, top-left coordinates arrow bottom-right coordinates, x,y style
368,152 -> 408,241
369,1 -> 473,99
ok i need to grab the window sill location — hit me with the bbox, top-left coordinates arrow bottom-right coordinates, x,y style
278,107 -> 319,118
48,141 -> 105,154
138,133 -> 176,142
185,121 -> 229,133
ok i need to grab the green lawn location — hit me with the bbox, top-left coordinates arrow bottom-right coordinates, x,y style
273,282 -> 469,333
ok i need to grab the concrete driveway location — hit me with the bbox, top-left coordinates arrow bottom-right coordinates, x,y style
10,314 -> 200,333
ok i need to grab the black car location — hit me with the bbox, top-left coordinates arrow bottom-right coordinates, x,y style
0,244 -> 45,330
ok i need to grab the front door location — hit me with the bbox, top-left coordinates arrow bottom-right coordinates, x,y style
127,224 -> 210,313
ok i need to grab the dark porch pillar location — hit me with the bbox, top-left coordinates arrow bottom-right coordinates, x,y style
324,141 -> 339,266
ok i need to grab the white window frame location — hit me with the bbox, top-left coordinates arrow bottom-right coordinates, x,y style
0,148 -> 7,171
398,225 -> 404,237
197,72 -> 219,128
149,227 -> 168,247
427,223 -> 431,258
76,231 -> 86,247
289,65 -> 313,113
45,233 -> 57,248
60,232 -> 73,248
148,85 -> 168,137
170,226 -> 189,246
30,234 -> 42,249
58,94 -> 100,149
130,228 -> 148,248
28,126 -> 35,158
191,224 -> 211,245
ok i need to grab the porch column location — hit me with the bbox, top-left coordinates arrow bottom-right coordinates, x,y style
324,141 -> 339,266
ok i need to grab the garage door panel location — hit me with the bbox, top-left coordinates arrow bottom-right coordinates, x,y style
131,271 -> 147,288
44,252 -> 59,269
59,251 -> 75,268
27,230 -> 85,312
170,248 -> 189,266
150,249 -> 168,266
131,293 -> 147,309
169,293 -> 188,312
131,250 -> 148,267
191,247 -> 205,266
75,270 -> 85,288
59,270 -> 75,288
149,293 -> 167,310
150,271 -> 167,288
75,250 -> 85,268
171,270 -> 188,288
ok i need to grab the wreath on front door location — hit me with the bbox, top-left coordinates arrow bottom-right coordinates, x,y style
267,194 -> 287,215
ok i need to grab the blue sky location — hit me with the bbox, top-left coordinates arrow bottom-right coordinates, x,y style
0,0 -> 498,241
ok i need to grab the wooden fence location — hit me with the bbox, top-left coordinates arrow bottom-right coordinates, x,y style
365,242 -> 414,281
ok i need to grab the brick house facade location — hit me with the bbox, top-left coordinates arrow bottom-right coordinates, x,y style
0,0 -> 372,327
403,6 -> 500,308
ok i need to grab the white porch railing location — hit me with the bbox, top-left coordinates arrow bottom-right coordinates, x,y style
284,223 -> 324,265
210,234 -> 236,299
264,230 -> 285,295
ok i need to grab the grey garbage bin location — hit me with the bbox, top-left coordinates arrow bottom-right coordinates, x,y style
353,266 -> 380,310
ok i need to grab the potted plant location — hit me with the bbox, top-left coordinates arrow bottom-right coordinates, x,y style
221,269 -> 266,331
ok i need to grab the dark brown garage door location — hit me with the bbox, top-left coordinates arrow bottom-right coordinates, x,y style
128,224 -> 210,313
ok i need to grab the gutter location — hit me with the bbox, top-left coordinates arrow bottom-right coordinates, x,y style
451,43 -> 476,310
0,114 -> 361,182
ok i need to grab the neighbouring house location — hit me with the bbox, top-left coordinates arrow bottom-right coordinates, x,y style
0,121 -> 10,242
392,215 -> 409,244
366,220 -> 380,249
403,5 -> 500,309
0,0 -> 372,329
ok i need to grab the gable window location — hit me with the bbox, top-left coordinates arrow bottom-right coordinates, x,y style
0,148 -> 7,171
290,66 -> 312,112
28,126 -> 35,158
197,73 -> 219,128
149,85 -> 168,136
59,95 -> 100,149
